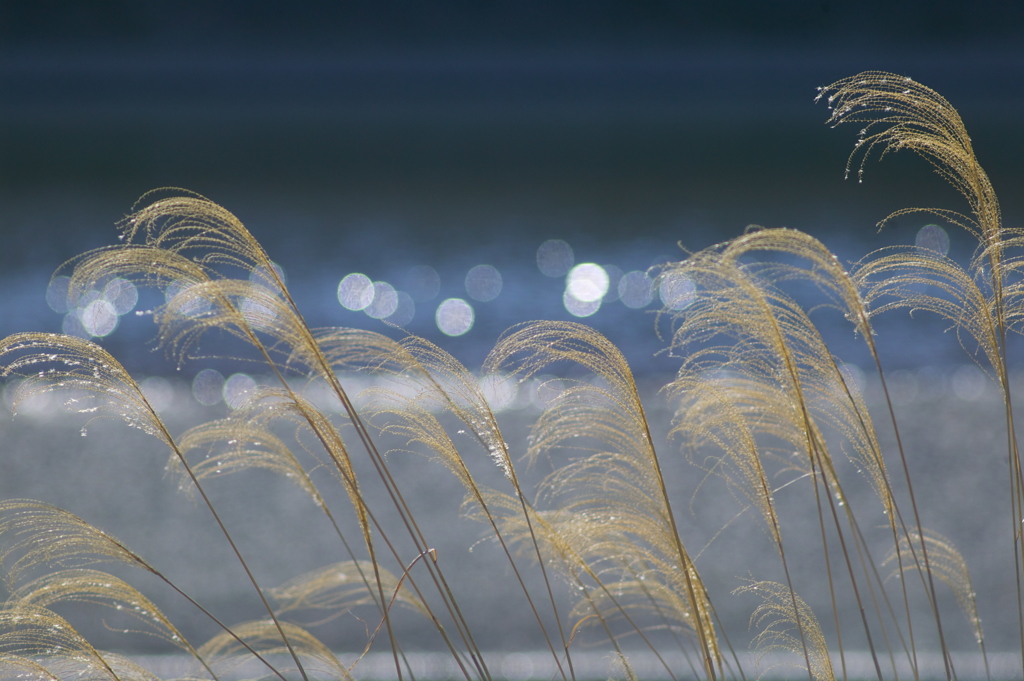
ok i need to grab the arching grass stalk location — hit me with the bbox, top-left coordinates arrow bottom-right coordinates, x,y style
820,73 -> 1021,669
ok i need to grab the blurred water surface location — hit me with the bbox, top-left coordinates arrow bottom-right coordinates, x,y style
3,52 -> 1023,378
1,368 -> 1021,670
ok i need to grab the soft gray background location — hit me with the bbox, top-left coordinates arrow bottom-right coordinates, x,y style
1,368 -> 1020,666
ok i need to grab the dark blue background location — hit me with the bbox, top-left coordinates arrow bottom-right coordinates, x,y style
2,1 -> 1022,375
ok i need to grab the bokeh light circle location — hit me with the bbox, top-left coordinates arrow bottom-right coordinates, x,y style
250,262 -> 286,287
465,264 -> 503,302
618,271 -> 654,309
602,264 -> 623,301
365,282 -> 398,319
658,272 -> 696,310
916,224 -> 950,256
103,278 -> 138,315
165,281 -> 213,317
436,298 -> 475,336
405,265 -> 441,302
80,299 -> 119,337
536,239 -> 574,277
563,289 -> 601,317
223,373 -> 258,409
46,276 -> 72,313
192,369 -> 225,406
337,273 -> 374,311
388,291 -> 416,327
566,263 -> 609,303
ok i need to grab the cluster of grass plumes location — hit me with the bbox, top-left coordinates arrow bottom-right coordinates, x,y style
0,71 -> 1018,680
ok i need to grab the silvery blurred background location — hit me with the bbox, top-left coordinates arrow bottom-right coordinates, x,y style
2,2 -> 1024,677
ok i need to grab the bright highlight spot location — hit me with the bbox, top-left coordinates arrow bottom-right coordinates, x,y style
563,289 -> 601,317
566,263 -> 609,303
56,277 -> 140,338
536,239 -> 574,277
80,299 -> 119,337
436,298 -> 474,336
465,264 -> 503,302
337,273 -> 374,311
